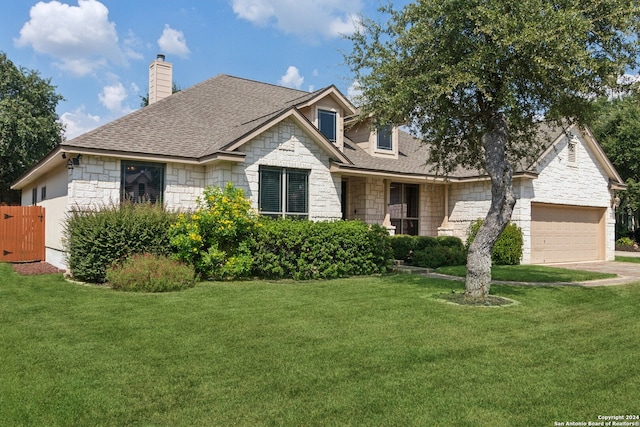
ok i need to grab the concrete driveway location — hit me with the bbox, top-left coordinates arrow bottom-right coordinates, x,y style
545,253 -> 640,286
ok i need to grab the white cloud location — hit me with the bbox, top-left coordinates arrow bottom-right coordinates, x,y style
279,66 -> 304,89
98,82 -> 132,114
15,0 -> 126,76
60,106 -> 102,140
123,29 -> 144,60
231,0 -> 363,40
157,25 -> 190,58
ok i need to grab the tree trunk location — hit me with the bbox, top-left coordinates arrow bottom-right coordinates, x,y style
465,113 -> 517,301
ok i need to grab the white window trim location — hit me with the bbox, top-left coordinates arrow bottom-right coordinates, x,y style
372,126 -> 398,156
317,108 -> 338,143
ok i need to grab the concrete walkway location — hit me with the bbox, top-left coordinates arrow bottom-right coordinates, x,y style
397,253 -> 640,287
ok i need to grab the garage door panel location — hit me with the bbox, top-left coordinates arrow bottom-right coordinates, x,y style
531,203 -> 605,264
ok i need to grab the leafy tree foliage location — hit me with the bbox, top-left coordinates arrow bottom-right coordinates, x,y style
0,52 -> 64,204
346,0 -> 640,300
139,82 -> 181,107
591,93 -> 640,234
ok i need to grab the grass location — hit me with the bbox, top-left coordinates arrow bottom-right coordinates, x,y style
616,255 -> 640,263
436,264 -> 616,282
1,263 -> 639,426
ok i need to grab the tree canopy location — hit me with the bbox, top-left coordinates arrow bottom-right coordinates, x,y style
0,52 -> 64,204
591,92 -> 640,234
346,0 -> 640,300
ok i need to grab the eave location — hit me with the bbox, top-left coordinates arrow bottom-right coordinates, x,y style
331,161 -> 539,183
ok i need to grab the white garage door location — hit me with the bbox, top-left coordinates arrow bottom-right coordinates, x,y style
531,203 -> 605,264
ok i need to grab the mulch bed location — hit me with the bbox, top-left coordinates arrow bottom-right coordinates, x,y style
11,262 -> 65,275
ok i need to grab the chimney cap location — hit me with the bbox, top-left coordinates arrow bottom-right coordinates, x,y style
156,54 -> 165,61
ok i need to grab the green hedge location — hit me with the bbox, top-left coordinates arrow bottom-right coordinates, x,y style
412,245 -> 467,268
389,235 -> 466,268
64,203 -> 176,283
250,219 -> 393,280
466,220 -> 523,265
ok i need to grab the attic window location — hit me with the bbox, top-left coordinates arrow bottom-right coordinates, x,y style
376,125 -> 393,150
121,161 -> 165,204
567,139 -> 577,165
318,109 -> 336,143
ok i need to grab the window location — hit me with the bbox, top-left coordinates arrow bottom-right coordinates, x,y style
259,166 -> 309,219
41,186 -> 47,201
31,188 -> 37,205
389,183 -> 419,235
376,125 -> 393,150
318,109 -> 337,143
121,161 -> 165,203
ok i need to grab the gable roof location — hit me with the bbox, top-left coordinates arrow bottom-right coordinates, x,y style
336,123 -> 624,187
12,73 -> 624,190
61,74 -> 347,160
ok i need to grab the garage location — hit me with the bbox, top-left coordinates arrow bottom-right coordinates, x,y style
530,203 -> 606,264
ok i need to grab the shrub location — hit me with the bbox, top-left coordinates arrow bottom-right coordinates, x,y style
436,236 -> 465,250
412,245 -> 466,269
169,183 -> 258,280
250,219 -> 393,280
389,235 -> 415,261
466,220 -> 523,265
106,253 -> 196,292
616,236 -> 635,247
414,236 -> 439,251
389,234 -> 465,267
64,203 -> 176,283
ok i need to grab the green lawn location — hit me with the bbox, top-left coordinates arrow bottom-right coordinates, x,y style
436,264 -> 616,282
1,263 -> 639,426
616,255 -> 640,264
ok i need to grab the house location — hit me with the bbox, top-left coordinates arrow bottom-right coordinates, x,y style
12,55 -> 625,270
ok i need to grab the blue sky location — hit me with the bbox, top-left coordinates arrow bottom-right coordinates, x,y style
1,0 -> 409,140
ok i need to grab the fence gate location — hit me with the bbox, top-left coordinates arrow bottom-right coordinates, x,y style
0,206 -> 45,263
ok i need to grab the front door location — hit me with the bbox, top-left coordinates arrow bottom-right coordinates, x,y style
389,183 -> 419,235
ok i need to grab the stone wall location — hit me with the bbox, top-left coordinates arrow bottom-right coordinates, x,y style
67,155 -> 206,211
232,118 -> 343,221
446,130 -> 616,263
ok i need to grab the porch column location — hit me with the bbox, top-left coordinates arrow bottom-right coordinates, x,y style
438,183 -> 454,236
382,179 -> 396,235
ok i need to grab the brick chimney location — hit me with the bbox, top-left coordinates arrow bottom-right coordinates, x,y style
148,54 -> 172,105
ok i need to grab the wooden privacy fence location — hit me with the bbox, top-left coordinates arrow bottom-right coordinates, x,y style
0,206 -> 45,263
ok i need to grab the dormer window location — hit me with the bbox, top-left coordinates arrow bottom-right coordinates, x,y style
377,125 -> 393,150
318,109 -> 336,143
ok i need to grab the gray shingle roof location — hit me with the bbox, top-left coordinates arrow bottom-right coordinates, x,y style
65,74 -> 322,159
60,74 -> 597,181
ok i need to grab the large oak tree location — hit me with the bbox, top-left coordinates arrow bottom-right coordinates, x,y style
0,52 -> 64,204
591,92 -> 640,234
346,0 -> 640,301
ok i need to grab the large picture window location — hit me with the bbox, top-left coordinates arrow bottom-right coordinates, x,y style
389,183 -> 419,235
318,109 -> 337,143
121,161 -> 165,204
259,166 -> 309,219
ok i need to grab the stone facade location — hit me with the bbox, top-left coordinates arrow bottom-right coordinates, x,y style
445,132 -> 616,262
232,118 -> 343,221
67,155 -> 206,212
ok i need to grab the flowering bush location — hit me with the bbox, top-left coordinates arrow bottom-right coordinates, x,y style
169,183 -> 258,279
106,253 -> 196,292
